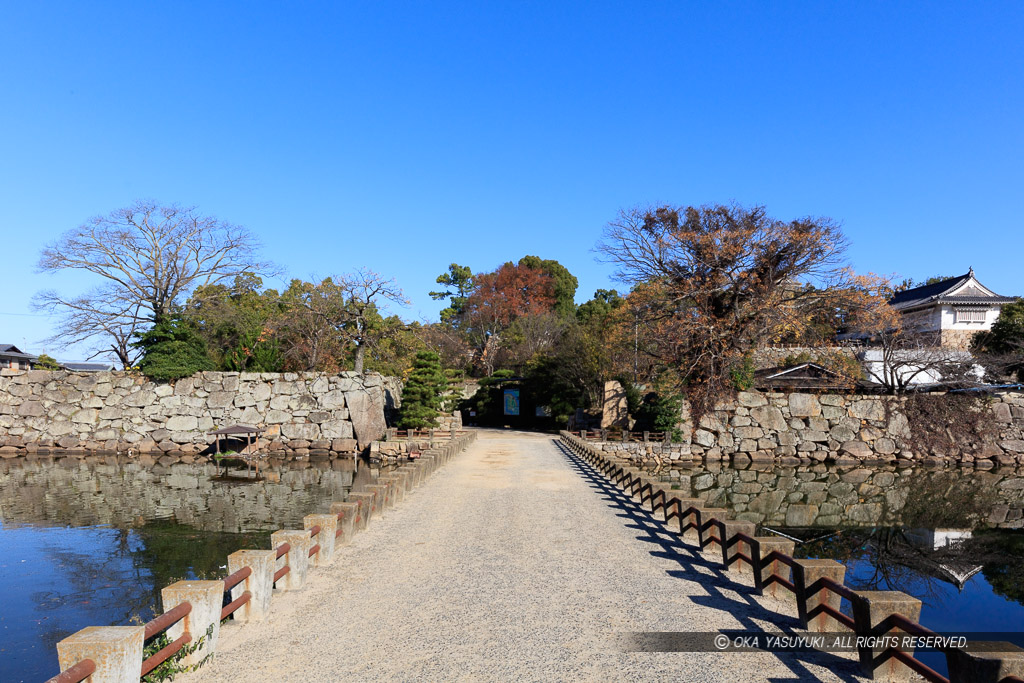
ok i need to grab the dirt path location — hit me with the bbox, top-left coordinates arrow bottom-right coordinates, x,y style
192,430 -> 865,682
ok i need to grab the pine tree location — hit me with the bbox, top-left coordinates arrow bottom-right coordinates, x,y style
133,314 -> 214,381
397,351 -> 447,429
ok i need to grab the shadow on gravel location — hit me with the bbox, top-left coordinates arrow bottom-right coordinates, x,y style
553,439 -> 865,683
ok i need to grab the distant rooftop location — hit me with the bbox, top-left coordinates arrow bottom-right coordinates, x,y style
61,361 -> 116,372
888,269 -> 1016,311
0,344 -> 36,360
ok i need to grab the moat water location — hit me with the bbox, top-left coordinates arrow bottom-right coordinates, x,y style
643,459 -> 1024,676
0,453 -> 388,682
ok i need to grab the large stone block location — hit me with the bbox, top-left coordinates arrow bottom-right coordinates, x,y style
166,415 -> 198,431
282,422 -> 320,440
848,399 -> 885,421
750,406 -> 787,431
737,391 -> 768,407
788,394 -> 821,417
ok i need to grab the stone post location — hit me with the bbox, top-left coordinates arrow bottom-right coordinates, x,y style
330,502 -> 359,545
226,550 -> 276,622
365,484 -> 388,514
380,474 -> 404,503
397,465 -> 418,490
793,559 -> 847,632
851,591 -> 922,681
347,492 -> 375,528
160,580 -> 223,666
303,513 -> 338,566
270,529 -> 311,590
718,520 -> 756,574
751,537 -> 796,600
946,642 -> 1024,683
669,497 -> 703,540
56,626 -> 144,683
696,508 -> 728,549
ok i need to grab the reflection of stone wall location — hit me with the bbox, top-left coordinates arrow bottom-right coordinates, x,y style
585,390 -> 1024,465
0,370 -> 401,457
0,455 -> 361,533
652,462 -> 1024,530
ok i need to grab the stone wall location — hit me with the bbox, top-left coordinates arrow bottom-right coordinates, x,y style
0,370 -> 402,457
583,390 -> 1024,466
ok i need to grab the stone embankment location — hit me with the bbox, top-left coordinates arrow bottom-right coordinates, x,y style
587,390 -> 1024,466
0,370 -> 402,458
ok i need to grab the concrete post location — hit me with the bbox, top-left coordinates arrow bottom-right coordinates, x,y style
946,642 -> 1024,683
270,529 -> 311,590
56,626 -> 144,683
330,502 -> 359,545
347,492 -> 375,528
696,508 -> 728,549
379,475 -> 404,504
161,580 -> 223,666
365,484 -> 388,514
226,550 -> 275,622
751,537 -> 796,600
304,513 -> 338,566
793,559 -> 847,632
851,591 -> 922,681
668,497 -> 703,540
397,465 -> 417,490
718,520 -> 756,573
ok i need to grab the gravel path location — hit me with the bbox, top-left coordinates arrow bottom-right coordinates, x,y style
192,430 -> 867,682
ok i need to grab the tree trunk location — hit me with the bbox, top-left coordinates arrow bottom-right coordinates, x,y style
354,344 -> 365,374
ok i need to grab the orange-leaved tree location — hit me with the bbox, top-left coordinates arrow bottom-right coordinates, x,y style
597,203 -> 886,421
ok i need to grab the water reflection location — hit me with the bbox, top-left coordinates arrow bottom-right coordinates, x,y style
0,453 -> 377,682
641,460 -> 1024,529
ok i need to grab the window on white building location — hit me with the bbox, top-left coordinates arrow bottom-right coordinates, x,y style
954,308 -> 987,323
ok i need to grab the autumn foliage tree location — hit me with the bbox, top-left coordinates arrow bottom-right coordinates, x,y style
459,261 -> 556,373
597,203 -> 880,418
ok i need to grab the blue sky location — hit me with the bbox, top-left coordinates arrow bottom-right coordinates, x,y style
1,1 -> 1021,361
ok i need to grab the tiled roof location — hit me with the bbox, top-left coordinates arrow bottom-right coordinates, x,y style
0,344 -> 36,359
888,270 -> 1016,311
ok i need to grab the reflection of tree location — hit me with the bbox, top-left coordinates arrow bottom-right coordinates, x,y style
976,530 -> 1024,606
896,471 -> 998,529
35,522 -> 268,657
796,526 -> 1024,609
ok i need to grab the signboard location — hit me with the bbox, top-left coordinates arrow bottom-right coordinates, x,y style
503,389 -> 520,416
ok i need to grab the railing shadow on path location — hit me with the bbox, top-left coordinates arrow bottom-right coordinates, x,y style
553,438 -> 866,683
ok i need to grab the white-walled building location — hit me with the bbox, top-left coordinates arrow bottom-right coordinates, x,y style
888,269 -> 1017,349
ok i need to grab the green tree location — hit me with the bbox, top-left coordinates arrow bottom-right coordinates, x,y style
133,315 -> 214,381
185,274 -> 283,371
396,351 -> 448,429
429,263 -> 474,324
518,255 -> 578,317
576,289 -> 623,325
32,354 -> 61,370
973,298 -> 1024,381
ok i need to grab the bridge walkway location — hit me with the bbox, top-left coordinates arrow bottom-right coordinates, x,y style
192,430 -> 865,682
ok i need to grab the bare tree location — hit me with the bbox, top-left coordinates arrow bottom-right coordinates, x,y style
34,201 -> 271,367
860,328 -> 985,394
336,269 -> 409,373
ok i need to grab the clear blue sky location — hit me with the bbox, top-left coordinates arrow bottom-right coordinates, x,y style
1,2 -> 1021,361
